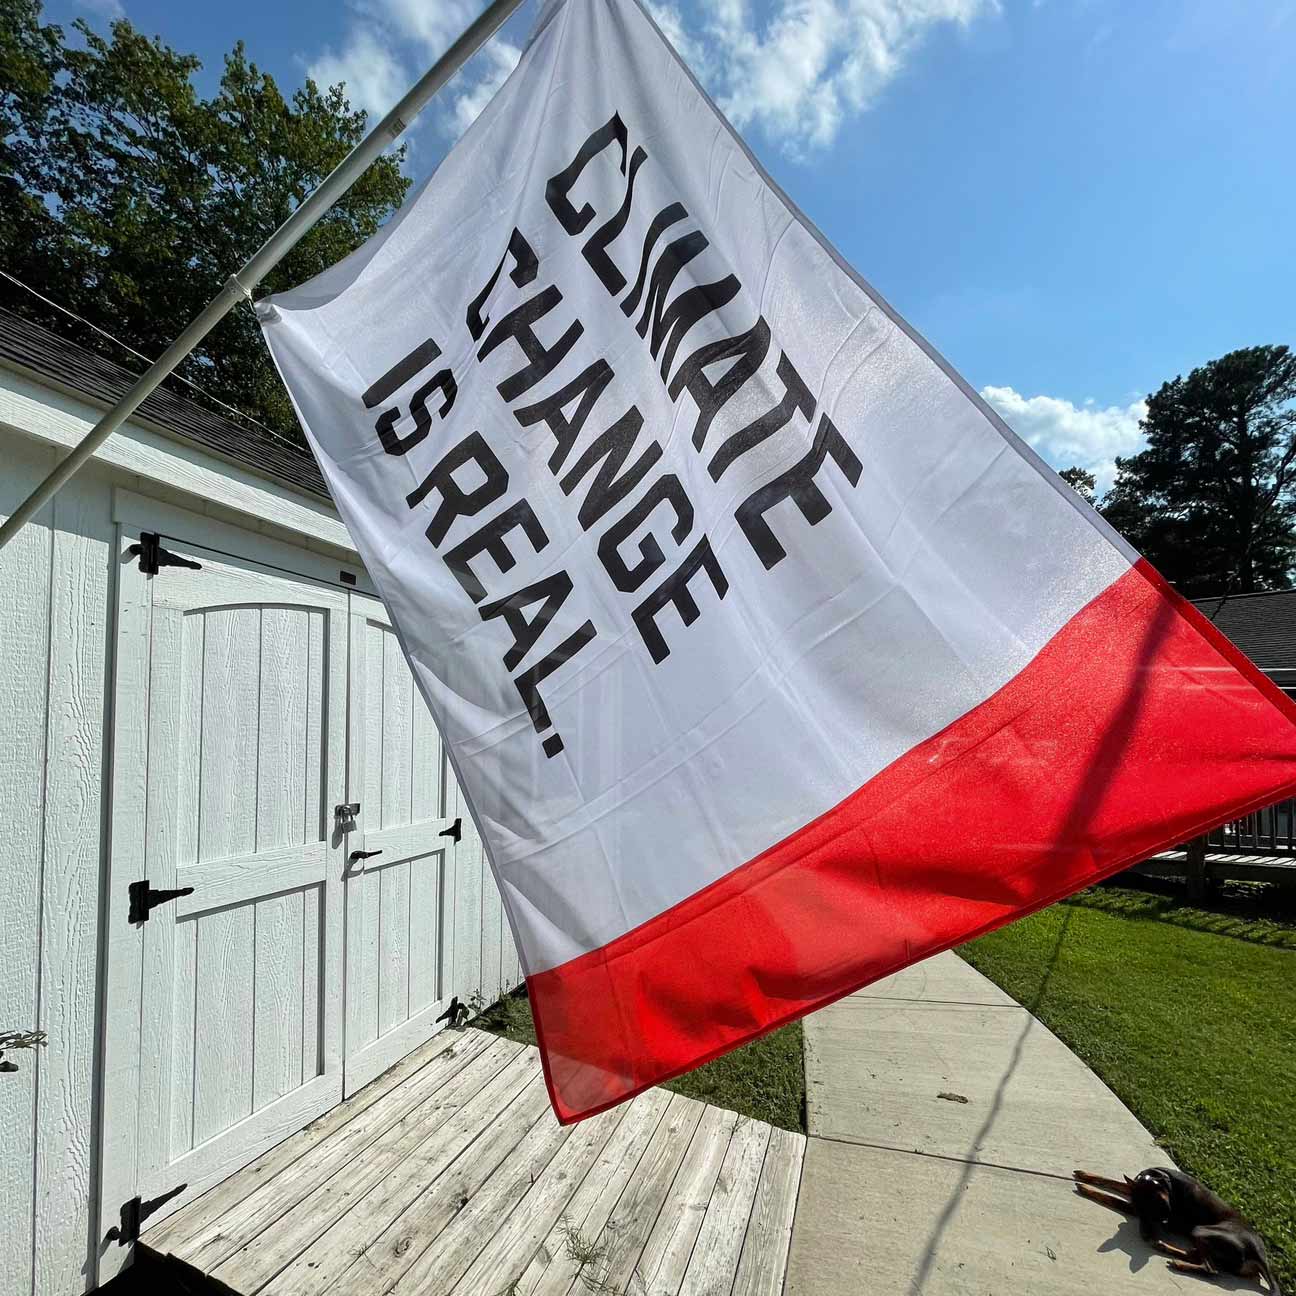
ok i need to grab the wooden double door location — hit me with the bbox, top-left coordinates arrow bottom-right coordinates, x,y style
100,517 -> 483,1271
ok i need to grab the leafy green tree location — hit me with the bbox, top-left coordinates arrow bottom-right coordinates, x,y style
0,0 -> 62,272
1103,346 -> 1296,596
0,2 -> 409,440
1058,466 -> 1097,506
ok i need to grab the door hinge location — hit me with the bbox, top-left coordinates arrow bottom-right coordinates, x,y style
104,1184 -> 187,1246
128,879 -> 194,925
438,818 -> 463,843
435,996 -> 470,1028
128,532 -> 202,576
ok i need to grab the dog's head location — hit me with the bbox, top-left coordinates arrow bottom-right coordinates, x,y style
1128,1169 -> 1174,1225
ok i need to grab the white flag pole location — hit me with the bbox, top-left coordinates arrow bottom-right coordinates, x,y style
0,0 -> 526,552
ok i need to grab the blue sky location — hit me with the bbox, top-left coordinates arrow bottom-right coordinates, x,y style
53,0 -> 1296,491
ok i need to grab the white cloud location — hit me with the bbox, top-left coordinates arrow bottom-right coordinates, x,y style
78,0 -> 126,19
308,28 -> 407,122
651,0 -> 999,155
448,40 -> 523,137
306,0 -> 521,142
306,0 -> 999,161
643,2 -> 718,81
980,385 -> 1147,495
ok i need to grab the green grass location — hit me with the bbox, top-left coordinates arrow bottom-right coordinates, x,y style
959,880 -> 1296,1289
476,987 -> 806,1133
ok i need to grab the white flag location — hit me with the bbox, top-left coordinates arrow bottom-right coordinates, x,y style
261,0 -> 1296,1121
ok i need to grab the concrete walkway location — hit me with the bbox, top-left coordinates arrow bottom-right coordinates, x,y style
785,951 -> 1196,1294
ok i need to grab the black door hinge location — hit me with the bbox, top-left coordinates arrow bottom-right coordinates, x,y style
128,532 -> 202,576
435,996 -> 470,1028
438,818 -> 463,843
128,879 -> 194,925
104,1183 -> 187,1246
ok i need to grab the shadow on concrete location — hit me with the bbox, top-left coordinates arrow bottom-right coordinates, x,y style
1095,1215 -> 1167,1275
1093,1219 -> 1257,1292
909,594 -> 1177,1292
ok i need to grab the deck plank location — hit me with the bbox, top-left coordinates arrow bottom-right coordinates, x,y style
211,1037 -> 523,1290
678,1116 -> 771,1295
444,1102 -> 627,1294
568,1092 -> 707,1296
154,1030 -> 496,1267
146,1025 -> 472,1255
515,1088 -> 673,1296
266,1060 -> 548,1294
732,1126 -> 806,1296
637,1103 -> 740,1293
383,1090 -> 576,1293
145,1030 -> 802,1296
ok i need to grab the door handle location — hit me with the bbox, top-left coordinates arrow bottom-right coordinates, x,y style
348,849 -> 383,863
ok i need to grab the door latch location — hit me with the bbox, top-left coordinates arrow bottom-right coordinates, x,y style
128,880 -> 194,925
438,818 -> 463,844
348,849 -> 382,863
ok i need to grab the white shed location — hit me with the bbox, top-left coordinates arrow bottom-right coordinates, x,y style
0,308 -> 522,1293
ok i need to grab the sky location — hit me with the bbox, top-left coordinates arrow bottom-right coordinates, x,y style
50,0 -> 1296,493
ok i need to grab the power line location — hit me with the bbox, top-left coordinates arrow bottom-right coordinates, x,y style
0,266 -> 309,456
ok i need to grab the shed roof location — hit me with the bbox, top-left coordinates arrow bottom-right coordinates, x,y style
1191,588 -> 1296,674
0,306 -> 329,501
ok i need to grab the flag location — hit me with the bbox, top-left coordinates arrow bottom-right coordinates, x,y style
259,0 -> 1296,1122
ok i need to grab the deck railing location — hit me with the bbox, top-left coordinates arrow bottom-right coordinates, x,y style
1206,797 -> 1296,855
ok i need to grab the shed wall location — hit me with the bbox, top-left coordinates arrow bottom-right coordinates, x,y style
0,418 -> 521,1294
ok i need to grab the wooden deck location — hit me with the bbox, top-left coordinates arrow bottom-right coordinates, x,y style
141,1028 -> 805,1295
1134,847 -> 1296,885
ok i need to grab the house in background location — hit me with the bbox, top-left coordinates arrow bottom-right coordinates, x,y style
0,307 -> 522,1295
1191,589 -> 1296,702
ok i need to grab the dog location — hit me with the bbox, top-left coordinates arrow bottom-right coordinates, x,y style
1073,1167 -> 1282,1293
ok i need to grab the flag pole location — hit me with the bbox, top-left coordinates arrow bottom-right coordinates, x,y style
0,0 -> 526,552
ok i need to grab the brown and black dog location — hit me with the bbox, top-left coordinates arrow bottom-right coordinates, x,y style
1074,1167 -> 1282,1293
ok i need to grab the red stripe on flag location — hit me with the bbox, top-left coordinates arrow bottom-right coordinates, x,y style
528,559 -> 1296,1123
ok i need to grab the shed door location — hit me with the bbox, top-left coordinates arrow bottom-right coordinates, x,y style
343,593 -> 457,1095
108,545 -> 348,1221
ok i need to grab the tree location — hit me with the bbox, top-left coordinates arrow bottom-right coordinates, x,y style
0,0 -> 62,274
1058,466 -> 1097,506
0,3 -> 409,440
1102,346 -> 1296,596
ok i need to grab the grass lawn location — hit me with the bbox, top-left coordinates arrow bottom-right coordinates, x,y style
959,879 -> 1296,1289
476,987 -> 806,1133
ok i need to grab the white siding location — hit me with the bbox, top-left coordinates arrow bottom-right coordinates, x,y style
0,403 -> 522,1295
0,437 -> 54,1296
0,438 -> 114,1296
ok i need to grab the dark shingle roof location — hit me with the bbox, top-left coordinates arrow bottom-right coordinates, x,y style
0,307 -> 329,501
1191,589 -> 1296,674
